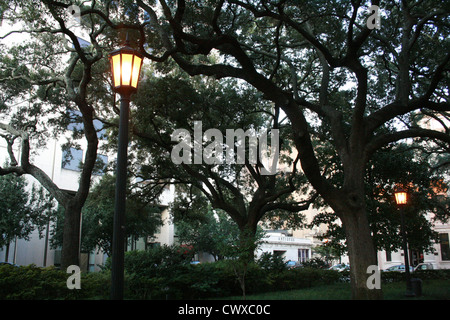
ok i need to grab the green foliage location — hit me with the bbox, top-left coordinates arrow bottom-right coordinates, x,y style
381,269 -> 450,284
301,257 -> 330,269
174,199 -> 269,263
0,173 -> 56,251
3,258 -> 449,300
118,247 -> 343,299
81,174 -> 163,256
120,246 -> 224,299
310,143 -> 449,256
50,174 -> 163,255
0,264 -> 110,300
257,252 -> 286,273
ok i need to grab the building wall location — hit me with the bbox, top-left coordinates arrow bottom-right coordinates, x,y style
433,222 -> 450,269
0,138 -> 57,266
377,221 -> 450,270
256,232 -> 313,263
0,131 -> 108,268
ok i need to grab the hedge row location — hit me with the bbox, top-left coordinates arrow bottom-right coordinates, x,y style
124,260 -> 343,299
0,261 -> 341,299
381,269 -> 450,283
0,264 -> 110,299
121,249 -> 343,299
1,256 -> 449,300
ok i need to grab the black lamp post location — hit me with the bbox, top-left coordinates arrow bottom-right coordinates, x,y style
394,188 -> 415,297
109,35 -> 143,300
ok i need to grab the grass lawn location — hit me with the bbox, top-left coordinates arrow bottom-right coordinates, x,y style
220,279 -> 450,300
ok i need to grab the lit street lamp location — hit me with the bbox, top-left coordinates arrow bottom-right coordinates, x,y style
109,35 -> 143,300
394,187 -> 415,297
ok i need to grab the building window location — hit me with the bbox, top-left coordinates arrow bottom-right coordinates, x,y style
93,154 -> 108,176
273,250 -> 286,259
88,252 -> 96,272
439,233 -> 450,261
298,248 -> 309,263
67,110 -> 106,139
62,148 -> 83,171
386,251 -> 392,262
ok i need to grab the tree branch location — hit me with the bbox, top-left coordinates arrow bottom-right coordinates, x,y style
365,128 -> 450,157
0,123 -> 70,204
365,100 -> 450,135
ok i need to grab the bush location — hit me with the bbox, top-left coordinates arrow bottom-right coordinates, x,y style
0,264 -> 110,300
122,248 -> 240,299
0,264 -> 65,299
257,252 -> 286,273
381,269 -> 450,283
301,257 -> 329,269
13,251 -> 449,299
122,245 -> 199,299
119,246 -> 346,299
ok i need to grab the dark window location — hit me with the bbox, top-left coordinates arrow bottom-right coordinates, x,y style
93,154 -> 108,176
62,148 -> 83,171
439,233 -> 450,261
298,249 -> 309,263
67,110 -> 106,139
386,251 -> 392,262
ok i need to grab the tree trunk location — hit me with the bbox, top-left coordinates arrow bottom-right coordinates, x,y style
340,206 -> 383,300
232,223 -> 258,299
4,242 -> 10,263
60,202 -> 82,270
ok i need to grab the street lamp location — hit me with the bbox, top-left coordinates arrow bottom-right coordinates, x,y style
109,35 -> 143,300
394,188 -> 407,206
394,187 -> 415,297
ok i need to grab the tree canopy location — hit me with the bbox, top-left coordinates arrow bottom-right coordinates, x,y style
312,142 -> 449,258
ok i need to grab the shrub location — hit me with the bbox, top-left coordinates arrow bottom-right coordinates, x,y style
0,264 -> 65,299
269,268 -> 342,291
301,257 -> 329,269
381,269 -> 450,283
120,248 -> 348,299
11,250 -> 441,299
122,248 -> 240,299
0,264 -> 110,300
256,252 -> 286,273
122,246 -> 195,299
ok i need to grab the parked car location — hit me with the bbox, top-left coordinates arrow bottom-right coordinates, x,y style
383,264 -> 414,273
329,263 -> 350,272
414,263 -> 435,271
285,260 -> 301,269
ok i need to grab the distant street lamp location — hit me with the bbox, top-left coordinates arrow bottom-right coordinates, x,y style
394,187 -> 415,297
109,34 -> 143,300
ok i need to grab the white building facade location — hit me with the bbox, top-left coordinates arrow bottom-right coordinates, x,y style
257,231 -> 314,264
377,216 -> 450,271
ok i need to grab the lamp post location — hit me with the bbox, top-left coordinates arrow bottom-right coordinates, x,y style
109,35 -> 143,300
394,188 -> 415,297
